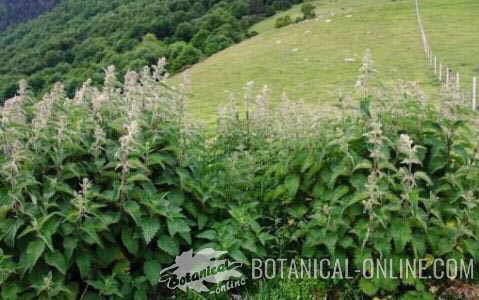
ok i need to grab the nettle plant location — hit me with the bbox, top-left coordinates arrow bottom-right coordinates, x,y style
0,60 -> 221,299
1,52 -> 479,299
208,66 -> 479,298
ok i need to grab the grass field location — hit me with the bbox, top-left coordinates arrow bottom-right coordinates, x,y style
420,0 -> 479,93
173,0 -> 438,123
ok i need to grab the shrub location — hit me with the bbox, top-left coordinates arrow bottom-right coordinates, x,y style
2,55 -> 479,299
210,75 -> 479,298
275,15 -> 293,28
0,61 -> 215,299
301,3 -> 316,19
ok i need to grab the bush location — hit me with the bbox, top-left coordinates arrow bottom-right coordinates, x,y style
0,62 -> 213,299
275,15 -> 293,28
301,3 -> 316,19
2,56 -> 479,299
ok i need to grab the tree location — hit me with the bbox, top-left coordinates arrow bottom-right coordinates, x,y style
191,29 -> 209,49
232,1 -> 249,18
170,44 -> 202,72
175,22 -> 195,41
202,34 -> 232,56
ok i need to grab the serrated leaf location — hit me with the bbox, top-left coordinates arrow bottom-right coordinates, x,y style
331,185 -> 350,203
124,201 -> 142,224
81,222 -> 103,246
391,220 -> 411,253
353,159 -> 372,171
411,234 -> 426,258
167,218 -> 190,236
322,232 -> 337,255
414,171 -> 433,186
76,252 -> 91,278
140,217 -> 160,245
463,240 -> 479,260
197,230 -> 216,241
127,173 -> 151,183
359,278 -> 378,296
63,237 -> 77,261
122,228 -> 139,255
144,260 -> 161,285
285,174 -> 300,198
157,235 -> 179,257
1,282 -> 19,299
20,240 -> 45,273
45,251 -> 67,274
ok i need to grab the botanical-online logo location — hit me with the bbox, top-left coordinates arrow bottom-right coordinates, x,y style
159,248 -> 244,293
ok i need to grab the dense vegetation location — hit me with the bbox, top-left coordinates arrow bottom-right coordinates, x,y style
0,0 -> 58,31
0,0 -> 302,102
1,52 -> 479,298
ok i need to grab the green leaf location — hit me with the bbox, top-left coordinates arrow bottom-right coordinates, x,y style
157,235 -> 180,257
140,217 -> 160,245
63,237 -> 77,261
391,220 -> 412,253
122,228 -> 139,255
359,278 -> 378,296
463,240 -> 479,260
323,232 -> 338,255
411,233 -> 426,257
285,174 -> 300,198
45,251 -> 67,274
134,288 -> 148,300
167,218 -> 190,236
127,173 -> 151,183
196,230 -> 216,241
124,201 -> 142,224
230,249 -> 249,265
353,159 -> 372,172
20,240 -> 45,273
81,222 -> 103,247
1,282 -> 19,299
76,252 -> 92,278
331,185 -> 350,203
414,171 -> 433,186
144,260 -> 161,285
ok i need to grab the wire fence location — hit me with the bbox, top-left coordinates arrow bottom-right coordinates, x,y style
414,0 -> 477,110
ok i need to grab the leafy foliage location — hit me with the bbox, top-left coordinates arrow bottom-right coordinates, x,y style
1,55 -> 479,298
0,0 -> 302,102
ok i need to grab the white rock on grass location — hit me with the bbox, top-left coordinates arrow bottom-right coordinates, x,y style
325,19 -> 332,23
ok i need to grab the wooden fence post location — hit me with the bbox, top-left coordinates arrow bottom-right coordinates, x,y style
446,67 -> 449,85
439,64 -> 442,81
456,72 -> 460,89
434,56 -> 437,74
473,77 -> 477,111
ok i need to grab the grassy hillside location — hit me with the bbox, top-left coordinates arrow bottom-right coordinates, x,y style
0,0 -> 301,101
175,0 -> 439,123
420,0 -> 479,92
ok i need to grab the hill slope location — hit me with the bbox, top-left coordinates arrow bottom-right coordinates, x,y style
420,0 -> 479,92
0,0 -> 300,101
0,0 -> 58,31
176,0 -> 439,122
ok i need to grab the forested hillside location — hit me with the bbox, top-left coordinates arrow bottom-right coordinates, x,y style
0,0 -> 58,31
0,0 -> 301,101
